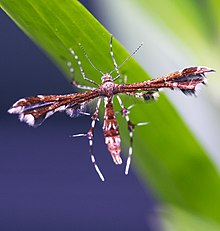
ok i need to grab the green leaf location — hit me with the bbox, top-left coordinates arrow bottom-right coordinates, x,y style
1,0 -> 220,230
161,205 -> 220,231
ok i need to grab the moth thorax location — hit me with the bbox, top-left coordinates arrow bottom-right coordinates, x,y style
101,73 -> 113,83
101,76 -> 115,97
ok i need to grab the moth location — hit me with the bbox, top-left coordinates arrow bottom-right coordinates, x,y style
8,35 -> 214,181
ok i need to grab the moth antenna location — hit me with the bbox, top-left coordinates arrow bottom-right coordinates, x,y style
117,42 -> 144,71
69,48 -> 99,87
78,43 -> 104,75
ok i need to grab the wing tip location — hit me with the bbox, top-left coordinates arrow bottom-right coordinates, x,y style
19,114 -> 35,126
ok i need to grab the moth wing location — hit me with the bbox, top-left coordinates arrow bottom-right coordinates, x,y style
65,97 -> 99,118
8,93 -> 99,127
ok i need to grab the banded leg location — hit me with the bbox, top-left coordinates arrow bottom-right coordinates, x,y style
109,35 -> 125,82
71,98 -> 105,181
110,34 -> 144,82
71,80 -> 96,91
116,95 -> 148,175
110,35 -> 120,77
67,60 -> 95,91
69,48 -> 99,87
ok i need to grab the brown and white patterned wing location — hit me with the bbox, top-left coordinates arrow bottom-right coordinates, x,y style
118,66 -> 215,96
8,90 -> 100,127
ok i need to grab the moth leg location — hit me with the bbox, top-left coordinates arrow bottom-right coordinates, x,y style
70,80 -> 96,91
110,35 -> 129,83
125,91 -> 159,101
109,35 -> 120,78
109,35 -> 128,83
67,59 -> 94,90
87,98 -> 105,181
110,35 -> 144,81
71,98 -> 104,181
116,95 -> 148,175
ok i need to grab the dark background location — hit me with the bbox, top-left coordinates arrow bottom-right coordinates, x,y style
0,2 -> 159,231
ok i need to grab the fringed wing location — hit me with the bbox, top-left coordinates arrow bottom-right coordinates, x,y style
117,66 -> 214,96
8,90 -> 100,127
